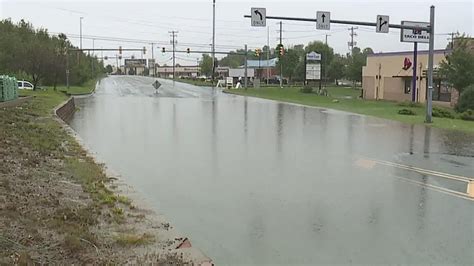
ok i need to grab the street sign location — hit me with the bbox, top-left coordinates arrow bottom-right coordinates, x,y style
251,8 -> 266,27
153,80 -> 161,90
316,11 -> 330,30
400,21 -> 430,43
376,15 -> 389,33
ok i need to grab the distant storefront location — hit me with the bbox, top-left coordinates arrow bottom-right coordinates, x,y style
362,49 -> 456,106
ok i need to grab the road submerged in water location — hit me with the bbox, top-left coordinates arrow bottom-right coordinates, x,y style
69,76 -> 474,265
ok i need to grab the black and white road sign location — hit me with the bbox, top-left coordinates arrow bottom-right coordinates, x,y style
251,8 -> 266,27
376,15 -> 389,33
153,80 -> 161,90
316,11 -> 330,30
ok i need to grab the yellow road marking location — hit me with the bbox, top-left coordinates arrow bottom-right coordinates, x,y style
361,156 -> 473,182
468,181 -> 474,198
357,156 -> 474,200
394,175 -> 474,202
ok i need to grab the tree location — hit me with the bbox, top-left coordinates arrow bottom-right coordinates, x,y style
105,65 -> 114,73
327,54 -> 346,85
346,47 -> 372,84
200,54 -> 213,77
439,36 -> 474,93
0,19 -> 104,87
276,47 -> 301,83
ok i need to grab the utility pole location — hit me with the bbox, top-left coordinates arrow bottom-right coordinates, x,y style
348,26 -> 358,55
79,17 -> 83,50
267,26 -> 270,85
244,44 -> 248,89
212,0 -> 216,86
426,6 -> 435,123
169,31 -> 178,80
151,43 -> 155,77
279,21 -> 283,88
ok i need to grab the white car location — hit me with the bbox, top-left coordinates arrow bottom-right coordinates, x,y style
17,81 -> 34,90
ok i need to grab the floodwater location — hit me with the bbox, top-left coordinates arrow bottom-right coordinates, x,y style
70,76 -> 474,265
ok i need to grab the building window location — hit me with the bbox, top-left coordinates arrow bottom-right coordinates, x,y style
404,79 -> 411,94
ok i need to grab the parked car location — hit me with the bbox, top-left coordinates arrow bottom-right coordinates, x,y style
17,81 -> 35,90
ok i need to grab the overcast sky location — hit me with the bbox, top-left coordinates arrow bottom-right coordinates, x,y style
1,0 -> 473,66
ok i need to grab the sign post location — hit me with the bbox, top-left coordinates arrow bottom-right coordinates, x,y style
412,42 -> 418,102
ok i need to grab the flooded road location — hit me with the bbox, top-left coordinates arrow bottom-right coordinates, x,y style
70,76 -> 474,265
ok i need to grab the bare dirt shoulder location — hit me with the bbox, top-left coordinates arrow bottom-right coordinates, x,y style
0,91 -> 212,265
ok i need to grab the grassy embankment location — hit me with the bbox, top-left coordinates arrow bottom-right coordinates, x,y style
0,87 -> 178,264
225,86 -> 474,133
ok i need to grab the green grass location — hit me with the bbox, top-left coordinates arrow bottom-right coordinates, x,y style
173,78 -> 213,87
37,79 -> 99,95
225,86 -> 474,133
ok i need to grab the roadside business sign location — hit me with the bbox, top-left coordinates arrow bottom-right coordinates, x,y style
306,52 -> 321,61
400,21 -> 430,43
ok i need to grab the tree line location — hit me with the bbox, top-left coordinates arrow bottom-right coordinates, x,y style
0,19 -> 104,89
199,41 -> 373,85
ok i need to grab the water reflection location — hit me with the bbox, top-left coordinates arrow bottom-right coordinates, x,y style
69,77 -> 474,265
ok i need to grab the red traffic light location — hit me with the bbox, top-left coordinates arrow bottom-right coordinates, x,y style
119,46 -> 122,55
186,48 -> 190,54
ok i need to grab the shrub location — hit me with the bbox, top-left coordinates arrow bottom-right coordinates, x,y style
300,85 -> 313,93
456,85 -> 474,113
432,107 -> 455,119
398,101 -> 422,108
398,109 -> 416,116
460,109 -> 474,121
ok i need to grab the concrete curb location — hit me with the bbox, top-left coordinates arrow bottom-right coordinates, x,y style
53,97 -> 213,265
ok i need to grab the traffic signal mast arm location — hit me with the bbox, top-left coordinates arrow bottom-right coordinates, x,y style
244,14 -> 431,31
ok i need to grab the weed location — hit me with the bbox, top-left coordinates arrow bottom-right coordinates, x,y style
398,109 -> 416,116
117,195 -> 131,205
115,233 -> 154,246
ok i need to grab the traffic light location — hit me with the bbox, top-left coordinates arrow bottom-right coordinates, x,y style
104,56 -> 108,60
255,48 -> 261,57
279,46 -> 285,56
162,47 -> 166,53
119,46 -> 122,55
186,48 -> 190,54
143,47 -> 146,54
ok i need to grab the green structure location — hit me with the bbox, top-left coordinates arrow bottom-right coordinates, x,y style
0,75 -> 19,102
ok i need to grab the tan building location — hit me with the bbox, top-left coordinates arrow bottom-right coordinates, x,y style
362,49 -> 454,105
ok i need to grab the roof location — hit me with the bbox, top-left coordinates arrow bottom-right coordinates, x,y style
368,49 -> 450,57
244,58 -> 278,68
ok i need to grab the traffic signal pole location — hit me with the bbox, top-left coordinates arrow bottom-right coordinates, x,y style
244,6 -> 435,122
279,21 -> 283,88
244,44 -> 248,89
